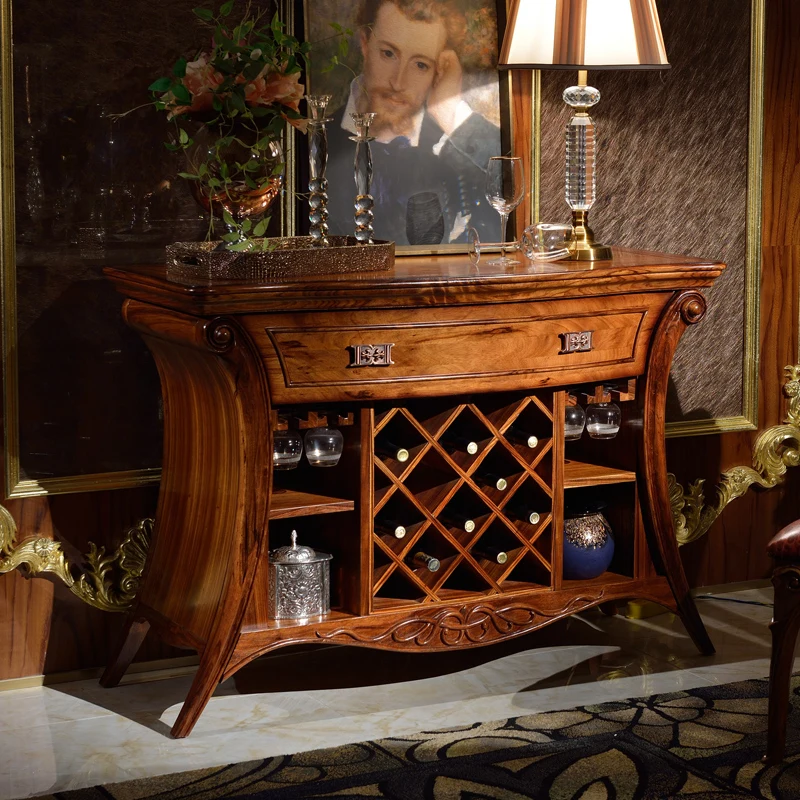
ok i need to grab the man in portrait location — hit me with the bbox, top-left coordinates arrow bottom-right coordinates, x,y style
323,0 -> 502,246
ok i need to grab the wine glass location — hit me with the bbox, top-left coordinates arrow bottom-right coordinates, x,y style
485,156 -> 525,266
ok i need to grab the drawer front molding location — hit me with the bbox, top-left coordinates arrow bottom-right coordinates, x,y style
245,294 -> 670,402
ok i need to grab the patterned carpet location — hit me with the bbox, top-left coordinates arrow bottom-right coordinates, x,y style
39,675 -> 800,800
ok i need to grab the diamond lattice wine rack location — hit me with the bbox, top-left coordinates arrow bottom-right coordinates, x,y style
371,393 -> 555,609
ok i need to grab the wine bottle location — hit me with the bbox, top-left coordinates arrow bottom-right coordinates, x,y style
375,520 -> 407,539
375,438 -> 410,463
506,427 -> 539,449
472,544 -> 508,564
408,551 -> 440,572
439,508 -> 476,533
507,504 -> 541,525
441,432 -> 479,455
477,471 -> 508,491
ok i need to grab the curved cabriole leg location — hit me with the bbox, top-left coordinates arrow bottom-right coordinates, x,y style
639,291 -> 715,656
764,565 -> 800,764
119,303 -> 273,738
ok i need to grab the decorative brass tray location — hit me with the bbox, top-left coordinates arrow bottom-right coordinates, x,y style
166,236 -> 394,286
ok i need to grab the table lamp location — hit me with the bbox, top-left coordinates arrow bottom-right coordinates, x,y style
498,0 -> 670,260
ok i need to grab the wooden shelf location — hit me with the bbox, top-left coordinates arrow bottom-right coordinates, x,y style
268,489 -> 354,519
563,460 -> 637,488
242,608 -> 355,634
560,571 -> 635,591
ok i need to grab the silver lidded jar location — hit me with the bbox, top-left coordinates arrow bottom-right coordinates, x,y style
268,530 -> 333,620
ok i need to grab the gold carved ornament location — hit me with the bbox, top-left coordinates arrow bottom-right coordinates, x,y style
0,511 -> 151,612
669,365 -> 800,545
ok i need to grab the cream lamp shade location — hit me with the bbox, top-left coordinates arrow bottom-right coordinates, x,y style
499,0 -> 669,70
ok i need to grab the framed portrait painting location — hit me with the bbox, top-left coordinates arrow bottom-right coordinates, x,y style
305,0 -> 508,252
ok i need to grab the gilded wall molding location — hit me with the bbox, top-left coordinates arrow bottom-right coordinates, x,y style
0,511 -> 151,611
670,365 -> 800,545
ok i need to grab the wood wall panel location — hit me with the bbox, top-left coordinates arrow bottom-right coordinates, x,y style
0,499 -> 53,680
761,0 -> 800,248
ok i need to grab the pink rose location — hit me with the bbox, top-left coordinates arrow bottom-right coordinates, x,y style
245,69 -> 304,112
164,53 -> 224,119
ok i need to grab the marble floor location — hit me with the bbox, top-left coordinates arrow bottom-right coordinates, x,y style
0,586 -> 781,800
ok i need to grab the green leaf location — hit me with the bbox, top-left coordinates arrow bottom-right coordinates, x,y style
221,232 -> 240,242
243,60 -> 263,81
193,6 -> 213,21
178,128 -> 189,144
148,77 -> 172,93
164,142 -> 180,152
241,219 -> 252,232
222,209 -> 236,226
177,171 -> 201,180
252,218 -> 269,237
172,83 -> 192,104
227,240 -> 254,252
219,0 -> 234,16
244,174 -> 258,190
271,161 -> 284,176
229,91 -> 247,114
213,58 -> 236,75
173,57 -> 187,78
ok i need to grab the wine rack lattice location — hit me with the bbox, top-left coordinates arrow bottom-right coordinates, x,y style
372,394 -> 554,608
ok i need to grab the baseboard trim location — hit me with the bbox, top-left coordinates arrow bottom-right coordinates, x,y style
0,655 -> 200,693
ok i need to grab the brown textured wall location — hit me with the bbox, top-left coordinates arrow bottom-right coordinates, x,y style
539,0 -> 752,423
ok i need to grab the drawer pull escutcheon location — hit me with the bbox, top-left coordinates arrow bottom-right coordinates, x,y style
559,331 -> 594,354
349,343 -> 395,367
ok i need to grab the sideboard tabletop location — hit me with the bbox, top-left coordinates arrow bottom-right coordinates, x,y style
104,248 -> 725,315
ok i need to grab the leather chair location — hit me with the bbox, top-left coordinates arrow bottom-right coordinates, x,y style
765,519 -> 800,763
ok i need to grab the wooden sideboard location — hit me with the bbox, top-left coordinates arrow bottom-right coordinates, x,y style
102,248 -> 724,738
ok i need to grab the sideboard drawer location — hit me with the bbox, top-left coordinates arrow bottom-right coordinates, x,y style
243,293 -> 670,402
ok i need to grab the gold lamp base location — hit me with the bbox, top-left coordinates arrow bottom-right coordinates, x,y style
568,210 -> 612,261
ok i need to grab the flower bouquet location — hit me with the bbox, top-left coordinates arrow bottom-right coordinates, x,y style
148,2 -> 309,250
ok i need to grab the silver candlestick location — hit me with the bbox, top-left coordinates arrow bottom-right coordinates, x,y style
306,95 -> 332,247
349,112 -> 376,244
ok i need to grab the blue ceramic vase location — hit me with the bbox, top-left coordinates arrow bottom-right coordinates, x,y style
563,511 -> 614,580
